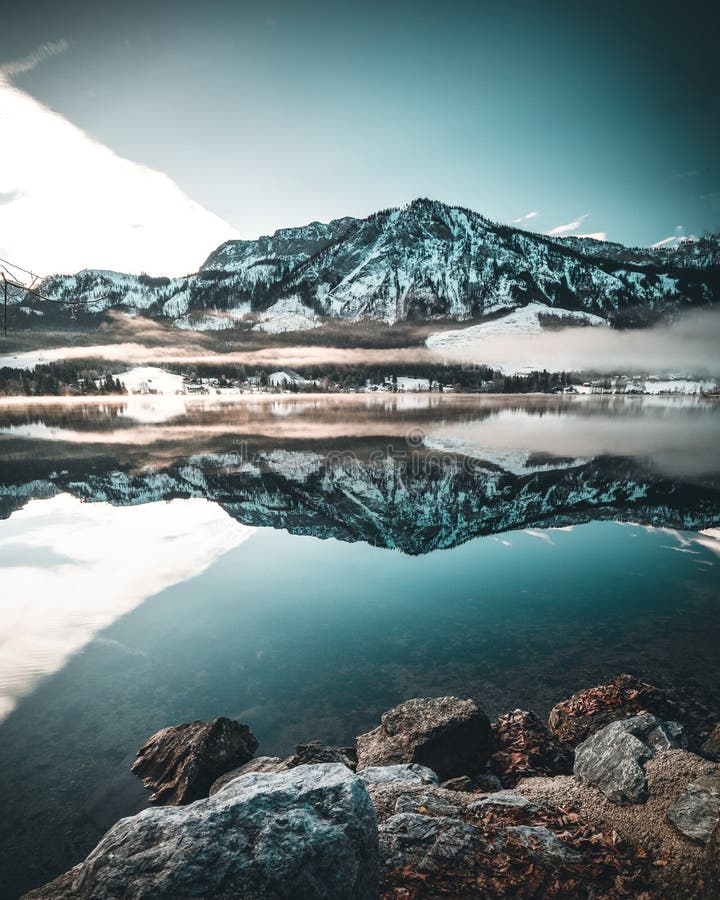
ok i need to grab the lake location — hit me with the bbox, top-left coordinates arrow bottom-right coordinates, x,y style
0,393 -> 719,897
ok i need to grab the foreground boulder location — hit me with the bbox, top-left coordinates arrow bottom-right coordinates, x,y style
356,696 -> 491,780
574,713 -> 685,804
668,773 -> 720,843
490,709 -> 572,787
131,716 -> 258,805
548,674 -> 681,747
26,764 -> 379,900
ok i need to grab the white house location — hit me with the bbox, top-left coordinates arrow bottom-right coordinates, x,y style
268,369 -> 307,387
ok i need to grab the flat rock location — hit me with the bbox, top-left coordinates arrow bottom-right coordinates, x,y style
468,792 -> 540,817
574,713 -> 685,804
131,716 -> 258,805
26,764 -> 379,900
359,763 -> 439,787
209,742 -> 356,796
394,793 -> 464,817
549,675 -> 681,747
505,825 -> 582,865
668,774 -> 720,844
209,755 -> 288,795
356,696 -> 491,780
490,709 -> 572,787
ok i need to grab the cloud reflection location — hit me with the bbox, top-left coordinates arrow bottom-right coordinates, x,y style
0,495 -> 254,721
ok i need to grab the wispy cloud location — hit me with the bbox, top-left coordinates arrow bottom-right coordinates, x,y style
649,224 -> 696,249
672,169 -> 699,180
0,39 -> 69,78
576,231 -> 607,242
512,210 -> 539,224
547,213 -> 589,236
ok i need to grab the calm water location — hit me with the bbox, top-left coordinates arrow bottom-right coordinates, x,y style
0,393 -> 719,897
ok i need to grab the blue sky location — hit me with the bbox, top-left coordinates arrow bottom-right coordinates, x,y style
0,0 -> 718,274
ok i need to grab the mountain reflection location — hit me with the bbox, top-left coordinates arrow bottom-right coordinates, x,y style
0,394 -> 718,552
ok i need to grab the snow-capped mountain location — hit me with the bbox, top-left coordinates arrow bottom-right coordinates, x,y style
15,199 -> 720,330
1,446 -> 719,554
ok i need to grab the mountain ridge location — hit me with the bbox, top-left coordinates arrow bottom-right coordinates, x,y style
14,198 -> 720,332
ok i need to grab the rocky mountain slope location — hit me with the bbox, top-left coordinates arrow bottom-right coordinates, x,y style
14,199 -> 720,331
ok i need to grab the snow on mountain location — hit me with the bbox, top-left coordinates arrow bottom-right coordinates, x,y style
426,303 -> 606,350
254,295 -> 321,333
14,199 -> 720,332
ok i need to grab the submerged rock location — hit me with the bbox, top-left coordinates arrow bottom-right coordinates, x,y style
131,716 -> 258,805
668,773 -> 720,844
356,696 -> 491,780
574,713 -> 685,804
26,764 -> 379,900
549,674 -> 680,747
490,709 -> 572,787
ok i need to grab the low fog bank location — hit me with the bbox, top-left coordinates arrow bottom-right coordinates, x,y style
0,307 -> 718,377
432,307 -> 720,377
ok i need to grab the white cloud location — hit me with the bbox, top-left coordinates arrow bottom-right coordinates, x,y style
0,75 -> 238,276
512,210 -> 539,224
547,213 -> 589,236
0,40 -> 69,78
0,495 -> 254,720
576,232 -> 607,241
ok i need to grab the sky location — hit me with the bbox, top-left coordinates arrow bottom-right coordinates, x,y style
0,0 -> 718,276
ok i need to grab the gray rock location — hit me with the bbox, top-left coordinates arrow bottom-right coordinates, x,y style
574,713 -> 685,804
131,716 -> 258,805
356,696 -> 491,781
286,741 -> 357,770
209,744 -> 357,797
379,812 -> 499,874
668,773 -> 720,844
359,764 -> 439,787
27,764 -> 379,900
442,773 -> 502,792
209,755 -> 288,795
468,793 -> 539,815
394,793 -> 464,817
506,825 -> 582,865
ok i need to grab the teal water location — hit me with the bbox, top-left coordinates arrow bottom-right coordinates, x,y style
0,394 -> 719,896
0,510 -> 718,896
